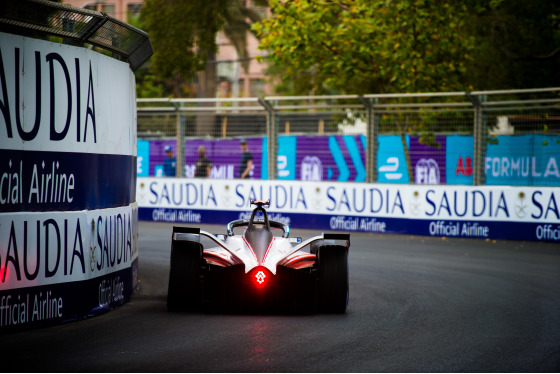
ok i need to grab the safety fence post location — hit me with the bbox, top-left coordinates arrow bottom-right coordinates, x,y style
172,102 -> 184,178
467,93 -> 487,186
359,96 -> 379,183
259,98 -> 277,180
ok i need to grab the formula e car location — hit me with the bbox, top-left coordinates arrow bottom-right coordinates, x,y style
167,200 -> 349,313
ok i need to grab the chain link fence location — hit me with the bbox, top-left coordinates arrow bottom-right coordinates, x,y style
137,88 -> 560,186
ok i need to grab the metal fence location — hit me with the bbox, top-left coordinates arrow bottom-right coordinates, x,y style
137,88 -> 560,186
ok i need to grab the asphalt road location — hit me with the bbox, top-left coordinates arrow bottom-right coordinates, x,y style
2,221 -> 560,372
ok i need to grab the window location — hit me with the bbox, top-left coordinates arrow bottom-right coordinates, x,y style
127,3 -> 142,21
101,4 -> 115,17
249,78 -> 265,97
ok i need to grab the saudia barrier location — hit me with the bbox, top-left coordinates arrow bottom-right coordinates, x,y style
137,134 -> 559,242
137,178 -> 560,243
0,31 -> 138,331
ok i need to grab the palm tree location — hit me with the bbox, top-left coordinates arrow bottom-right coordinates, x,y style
196,0 -> 265,99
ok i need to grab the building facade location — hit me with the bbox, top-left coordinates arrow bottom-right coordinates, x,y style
63,0 -> 271,98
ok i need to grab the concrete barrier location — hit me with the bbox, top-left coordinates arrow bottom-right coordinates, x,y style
0,32 -> 138,331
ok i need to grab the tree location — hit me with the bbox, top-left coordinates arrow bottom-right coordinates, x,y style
253,0 -> 560,94
253,0 -> 482,181
222,1 -> 265,76
253,0 -> 479,95
466,0 -> 560,90
196,1 -> 264,100
141,0 -> 264,98
141,0 -> 228,86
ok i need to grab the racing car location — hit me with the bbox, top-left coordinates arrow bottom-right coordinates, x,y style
167,200 -> 349,313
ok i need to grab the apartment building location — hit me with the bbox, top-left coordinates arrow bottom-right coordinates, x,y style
63,0 -> 271,98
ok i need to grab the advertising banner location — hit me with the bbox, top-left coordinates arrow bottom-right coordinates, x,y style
377,134 -> 410,183
0,32 -> 137,213
0,32 -> 138,330
0,33 -> 136,156
446,135 -> 474,185
263,135 -> 297,180
137,140 -> 150,177
409,135 -> 447,184
0,204 -> 138,330
150,138 -> 264,179
137,177 -> 560,242
140,134 -> 560,187
485,135 -> 560,186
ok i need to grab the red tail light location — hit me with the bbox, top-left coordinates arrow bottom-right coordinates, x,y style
255,270 -> 266,285
250,266 -> 272,289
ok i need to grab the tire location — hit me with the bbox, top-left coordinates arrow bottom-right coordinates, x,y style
310,239 -> 335,254
317,245 -> 349,313
167,241 -> 202,312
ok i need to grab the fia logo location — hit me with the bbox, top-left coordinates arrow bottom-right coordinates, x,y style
301,156 -> 323,181
415,158 -> 440,184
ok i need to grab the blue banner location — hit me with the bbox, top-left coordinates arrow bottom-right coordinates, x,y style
0,259 -> 137,331
377,135 -> 410,183
262,135 -> 298,180
485,135 -> 560,186
139,207 -> 559,243
446,135 -> 474,185
0,150 -> 136,212
137,140 -> 150,177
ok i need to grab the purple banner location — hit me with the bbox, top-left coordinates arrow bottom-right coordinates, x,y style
150,138 -> 263,179
409,136 -> 447,184
295,135 -> 366,182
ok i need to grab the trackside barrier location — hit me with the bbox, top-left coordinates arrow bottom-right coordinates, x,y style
137,178 -> 559,243
137,89 -> 560,187
0,26 -> 142,331
138,133 -> 560,186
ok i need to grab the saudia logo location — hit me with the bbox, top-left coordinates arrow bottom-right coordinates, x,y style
0,47 -> 97,143
424,189 -> 559,220
0,212 -> 136,286
149,182 -> 217,207
326,186 -> 404,214
146,181 -> 309,210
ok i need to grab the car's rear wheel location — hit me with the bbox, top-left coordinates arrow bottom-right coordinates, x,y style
317,245 -> 349,313
167,241 -> 202,311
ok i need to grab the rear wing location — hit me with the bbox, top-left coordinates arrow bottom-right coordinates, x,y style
172,226 -> 200,242
323,232 -> 351,247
